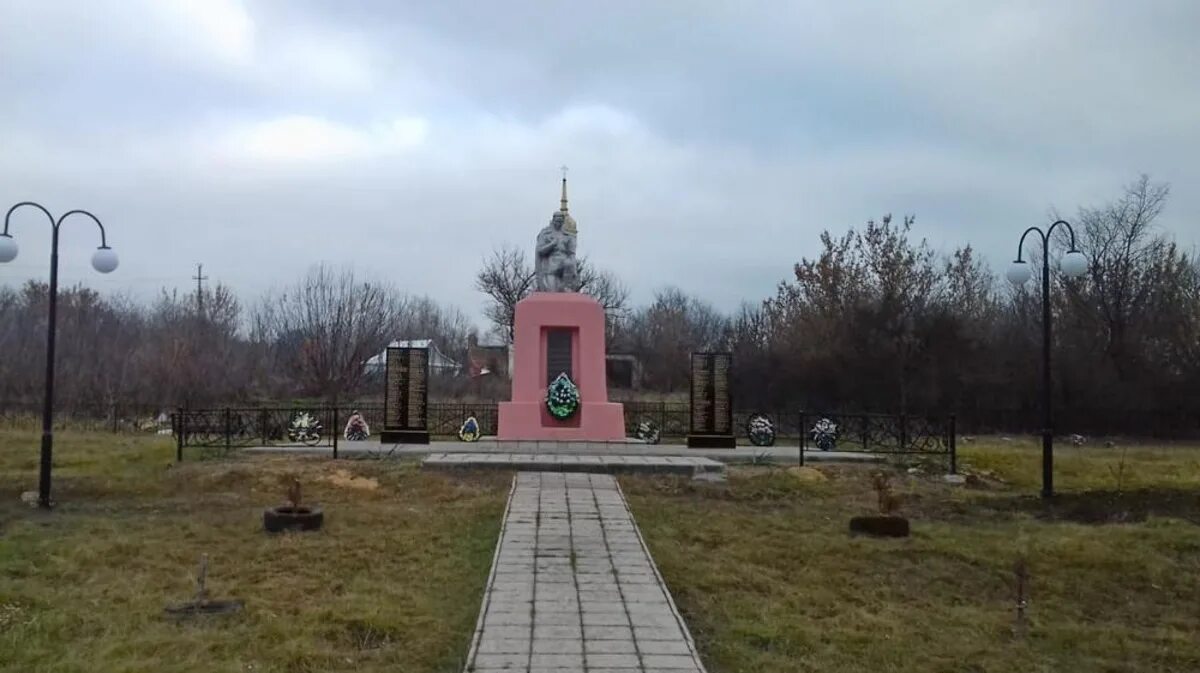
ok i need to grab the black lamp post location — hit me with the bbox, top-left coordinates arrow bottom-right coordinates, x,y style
1006,220 -> 1087,498
0,202 -> 119,509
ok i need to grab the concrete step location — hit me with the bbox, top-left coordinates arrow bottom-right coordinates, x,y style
422,452 -> 725,476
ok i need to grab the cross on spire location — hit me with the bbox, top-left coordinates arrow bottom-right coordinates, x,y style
559,165 -> 569,213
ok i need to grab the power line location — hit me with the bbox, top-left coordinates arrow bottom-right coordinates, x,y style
192,263 -> 208,315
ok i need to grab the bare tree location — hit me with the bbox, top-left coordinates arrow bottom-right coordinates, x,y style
142,284 -> 247,406
476,245 -> 535,343
476,246 -> 630,343
577,257 -> 631,340
396,295 -> 475,366
1066,175 -> 1180,380
255,264 -> 402,399
625,287 -> 728,392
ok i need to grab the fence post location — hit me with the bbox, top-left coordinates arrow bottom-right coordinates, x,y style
861,415 -> 869,451
949,414 -> 958,474
899,413 -> 908,451
175,407 -> 184,462
111,403 -> 119,434
224,407 -> 232,452
332,406 -> 339,459
798,409 -> 805,467
260,409 -> 268,446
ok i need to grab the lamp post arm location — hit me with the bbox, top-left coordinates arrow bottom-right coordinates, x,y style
56,209 -> 110,248
1015,226 -> 1045,262
3,201 -> 56,236
1046,219 -> 1078,252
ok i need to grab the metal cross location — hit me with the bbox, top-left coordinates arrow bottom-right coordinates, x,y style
560,165 -> 568,180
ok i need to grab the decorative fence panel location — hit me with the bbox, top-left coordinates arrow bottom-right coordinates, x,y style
798,411 -> 956,472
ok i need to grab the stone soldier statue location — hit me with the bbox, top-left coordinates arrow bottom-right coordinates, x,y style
534,175 -> 579,292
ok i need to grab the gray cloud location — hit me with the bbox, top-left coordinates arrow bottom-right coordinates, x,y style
2,0 -> 1197,320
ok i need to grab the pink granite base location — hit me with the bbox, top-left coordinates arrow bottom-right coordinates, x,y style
497,292 -> 626,441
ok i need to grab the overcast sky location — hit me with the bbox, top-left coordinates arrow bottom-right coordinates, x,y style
2,0 -> 1198,322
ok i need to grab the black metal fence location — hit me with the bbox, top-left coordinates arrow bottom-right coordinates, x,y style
5,398 -> 1195,440
172,404 -> 504,459
799,411 -> 956,472
172,403 -> 824,461
173,403 -> 953,461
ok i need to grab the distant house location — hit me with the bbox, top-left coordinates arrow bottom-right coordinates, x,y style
364,339 -> 461,377
467,333 -> 511,379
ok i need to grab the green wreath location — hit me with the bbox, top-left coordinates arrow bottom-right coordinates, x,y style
545,372 -> 581,420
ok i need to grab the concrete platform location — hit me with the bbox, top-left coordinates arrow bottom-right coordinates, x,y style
243,441 -> 883,464
422,452 -> 725,476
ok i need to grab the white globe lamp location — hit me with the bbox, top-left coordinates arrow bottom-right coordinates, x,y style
1006,260 -> 1032,285
91,246 -> 119,274
1060,250 -> 1087,278
0,234 -> 17,263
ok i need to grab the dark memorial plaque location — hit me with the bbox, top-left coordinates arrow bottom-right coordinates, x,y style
546,328 -> 573,385
381,346 -> 430,444
687,352 -> 735,448
712,353 -> 731,434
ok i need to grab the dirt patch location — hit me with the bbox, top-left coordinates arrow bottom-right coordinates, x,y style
786,466 -> 828,482
322,469 -> 380,491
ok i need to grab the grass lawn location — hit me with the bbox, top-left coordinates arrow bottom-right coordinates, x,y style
0,430 -> 509,673
624,438 -> 1200,673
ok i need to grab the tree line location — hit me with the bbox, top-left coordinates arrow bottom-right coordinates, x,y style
0,264 -> 475,412
2,175 -> 1197,435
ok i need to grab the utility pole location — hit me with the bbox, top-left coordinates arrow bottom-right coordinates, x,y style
192,263 -> 208,316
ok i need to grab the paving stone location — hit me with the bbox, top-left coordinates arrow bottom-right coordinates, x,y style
472,653 -> 530,669
634,626 -> 687,642
638,639 -> 694,655
582,611 -> 631,626
533,624 -> 582,640
477,638 -> 531,654
532,639 -> 583,654
628,611 -> 681,628
584,638 -> 638,654
529,653 -> 584,669
587,653 -> 642,668
642,654 -> 702,668
534,612 -> 581,626
579,601 -> 626,614
583,624 -> 634,641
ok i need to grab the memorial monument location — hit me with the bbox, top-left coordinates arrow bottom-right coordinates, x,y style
686,352 -> 735,448
380,345 -> 430,444
497,175 -> 626,440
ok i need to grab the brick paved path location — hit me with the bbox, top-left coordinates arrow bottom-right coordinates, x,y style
465,472 -> 706,673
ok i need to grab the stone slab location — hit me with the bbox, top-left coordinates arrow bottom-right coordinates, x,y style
422,453 -> 724,476
244,441 -> 886,465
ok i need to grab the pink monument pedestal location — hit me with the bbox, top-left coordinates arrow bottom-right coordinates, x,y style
497,292 -> 626,440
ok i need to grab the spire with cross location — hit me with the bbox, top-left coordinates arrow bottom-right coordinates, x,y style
557,165 -> 577,235
559,165 -> 569,213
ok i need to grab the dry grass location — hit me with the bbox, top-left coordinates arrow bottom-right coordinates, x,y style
5,430 -> 1199,672
623,438 -> 1200,673
0,430 -> 509,673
